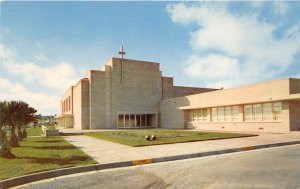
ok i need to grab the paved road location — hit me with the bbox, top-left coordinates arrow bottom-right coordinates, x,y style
17,144 -> 300,189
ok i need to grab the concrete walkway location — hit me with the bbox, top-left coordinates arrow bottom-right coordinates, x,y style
63,132 -> 300,164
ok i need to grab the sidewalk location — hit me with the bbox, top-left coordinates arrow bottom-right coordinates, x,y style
2,132 -> 300,189
63,132 -> 300,164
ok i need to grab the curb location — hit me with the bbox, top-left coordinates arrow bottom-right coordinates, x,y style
1,140 -> 300,189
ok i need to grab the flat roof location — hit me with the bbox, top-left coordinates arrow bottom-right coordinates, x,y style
179,94 -> 300,110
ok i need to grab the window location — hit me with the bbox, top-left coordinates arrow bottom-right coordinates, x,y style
141,115 -> 146,126
253,104 -> 262,121
69,96 -> 71,111
66,99 -> 68,112
217,107 -> 224,121
212,108 -> 217,122
118,115 -> 124,127
224,107 -> 231,121
203,109 -> 208,121
189,108 -> 208,122
130,115 -> 135,127
244,105 -> 252,121
125,115 -> 130,127
263,103 -> 272,121
244,102 -> 282,122
194,109 -> 200,121
232,106 -> 239,121
273,102 -> 282,121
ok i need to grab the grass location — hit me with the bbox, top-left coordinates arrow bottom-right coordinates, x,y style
0,136 -> 97,181
85,129 -> 256,147
26,127 -> 43,136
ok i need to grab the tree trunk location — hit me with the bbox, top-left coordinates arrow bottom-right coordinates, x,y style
0,130 -> 14,158
10,125 -> 19,147
22,128 -> 27,139
17,125 -> 24,141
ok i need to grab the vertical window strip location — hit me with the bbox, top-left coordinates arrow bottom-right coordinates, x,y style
212,108 -> 217,122
232,106 -> 239,121
244,105 -> 252,121
253,104 -> 262,121
272,102 -> 282,121
224,106 -> 231,121
217,107 -> 224,122
262,103 -> 272,121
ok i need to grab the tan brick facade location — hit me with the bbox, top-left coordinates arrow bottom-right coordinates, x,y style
161,78 -> 300,133
57,58 -> 300,133
57,58 -> 216,130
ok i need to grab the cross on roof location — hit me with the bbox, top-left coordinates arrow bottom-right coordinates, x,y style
118,45 -> 126,59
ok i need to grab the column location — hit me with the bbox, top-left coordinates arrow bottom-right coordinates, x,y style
123,114 -> 125,128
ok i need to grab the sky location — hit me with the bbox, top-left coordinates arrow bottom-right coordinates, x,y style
0,1 -> 300,115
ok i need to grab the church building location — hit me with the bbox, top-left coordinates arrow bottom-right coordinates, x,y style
57,53 -> 217,130
57,49 -> 300,133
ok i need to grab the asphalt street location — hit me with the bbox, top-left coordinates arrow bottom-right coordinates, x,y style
17,144 -> 300,189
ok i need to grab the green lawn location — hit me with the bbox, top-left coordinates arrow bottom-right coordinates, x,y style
85,129 -> 256,147
26,127 -> 43,136
0,136 -> 97,181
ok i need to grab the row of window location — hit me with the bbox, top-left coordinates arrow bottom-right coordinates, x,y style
189,102 -> 282,122
244,102 -> 282,121
212,106 -> 239,122
118,114 -> 154,127
62,96 -> 71,113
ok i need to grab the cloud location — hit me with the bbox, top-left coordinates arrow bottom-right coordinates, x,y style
0,43 -> 80,114
185,54 -> 240,80
0,76 -> 60,115
273,1 -> 289,15
35,53 -> 48,62
167,2 -> 300,88
0,43 -> 79,90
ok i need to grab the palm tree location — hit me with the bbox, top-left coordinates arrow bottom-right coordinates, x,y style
5,101 -> 38,146
0,101 -> 13,158
6,101 -> 22,147
0,101 -> 38,157
17,102 -> 37,141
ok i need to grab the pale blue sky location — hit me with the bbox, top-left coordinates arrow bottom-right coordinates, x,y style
1,1 -> 300,115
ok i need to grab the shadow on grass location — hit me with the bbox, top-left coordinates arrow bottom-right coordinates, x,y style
35,140 -> 63,143
31,146 -> 76,150
18,156 -> 89,165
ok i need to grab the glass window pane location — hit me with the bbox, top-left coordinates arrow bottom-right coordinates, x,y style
125,115 -> 130,127
224,107 -> 231,121
253,104 -> 262,121
199,109 -> 203,121
263,103 -> 272,121
136,115 -> 141,127
130,115 -> 135,127
203,108 -> 207,121
273,102 -> 282,121
189,110 -> 193,122
212,108 -> 217,122
217,107 -> 224,121
232,106 -> 239,121
118,115 -> 124,127
244,105 -> 252,121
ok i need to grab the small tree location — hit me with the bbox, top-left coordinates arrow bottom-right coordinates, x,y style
0,101 -> 14,158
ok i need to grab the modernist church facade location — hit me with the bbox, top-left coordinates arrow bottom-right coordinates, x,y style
57,57 -> 300,133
